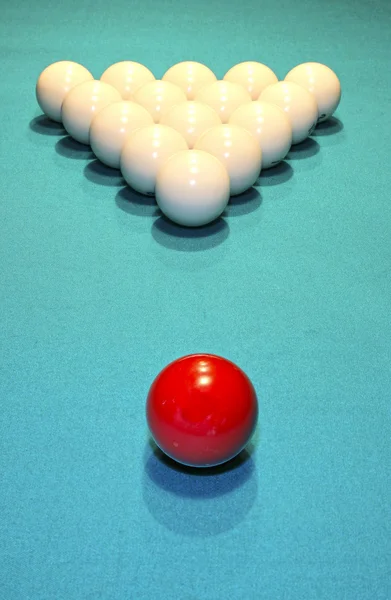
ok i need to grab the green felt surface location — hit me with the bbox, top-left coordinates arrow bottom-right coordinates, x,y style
1,0 -> 391,598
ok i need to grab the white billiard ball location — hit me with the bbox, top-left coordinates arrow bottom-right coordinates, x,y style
259,81 -> 318,144
284,62 -> 341,122
194,124 -> 262,195
100,61 -> 155,100
61,80 -> 122,145
120,125 -> 188,195
194,81 -> 251,123
36,61 -> 94,122
162,61 -> 217,100
160,101 -> 221,148
132,80 -> 187,123
90,101 -> 154,168
155,150 -> 230,226
223,61 -> 278,100
229,101 -> 292,169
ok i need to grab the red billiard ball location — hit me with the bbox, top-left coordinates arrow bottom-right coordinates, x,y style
146,353 -> 258,467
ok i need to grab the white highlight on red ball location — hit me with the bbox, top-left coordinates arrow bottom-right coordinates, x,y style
120,125 -> 188,195
160,101 -> 222,148
194,124 -> 262,196
223,61 -> 278,100
132,80 -> 187,123
259,81 -> 318,145
284,62 -> 341,122
229,101 -> 292,169
90,101 -> 154,168
100,61 -> 155,100
61,80 -> 122,144
155,150 -> 230,227
162,61 -> 217,100
195,81 -> 251,123
36,61 -> 94,123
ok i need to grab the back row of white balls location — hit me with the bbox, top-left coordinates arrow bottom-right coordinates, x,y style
37,59 -> 340,126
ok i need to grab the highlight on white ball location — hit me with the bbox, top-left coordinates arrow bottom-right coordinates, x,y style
194,124 -> 262,196
259,81 -> 318,145
162,61 -> 217,100
90,101 -> 154,168
223,61 -> 278,100
132,80 -> 187,123
195,81 -> 252,123
155,150 -> 230,227
100,61 -> 155,100
229,101 -> 292,169
284,62 -> 341,123
120,125 -> 188,196
36,61 -> 94,122
160,101 -> 222,148
61,80 -> 122,145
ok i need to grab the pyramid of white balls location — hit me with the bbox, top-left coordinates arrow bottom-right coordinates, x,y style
36,60 -> 341,227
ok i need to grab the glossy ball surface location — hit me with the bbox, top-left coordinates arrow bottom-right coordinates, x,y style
162,61 -> 217,100
61,80 -> 122,144
195,124 -> 262,195
229,101 -> 292,169
100,61 -> 155,100
259,81 -> 318,144
132,80 -> 187,123
36,61 -> 94,122
155,150 -> 229,227
90,101 -> 154,168
224,61 -> 278,100
195,81 -> 251,123
284,62 -> 341,122
120,125 -> 188,195
146,354 -> 258,467
160,101 -> 221,148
